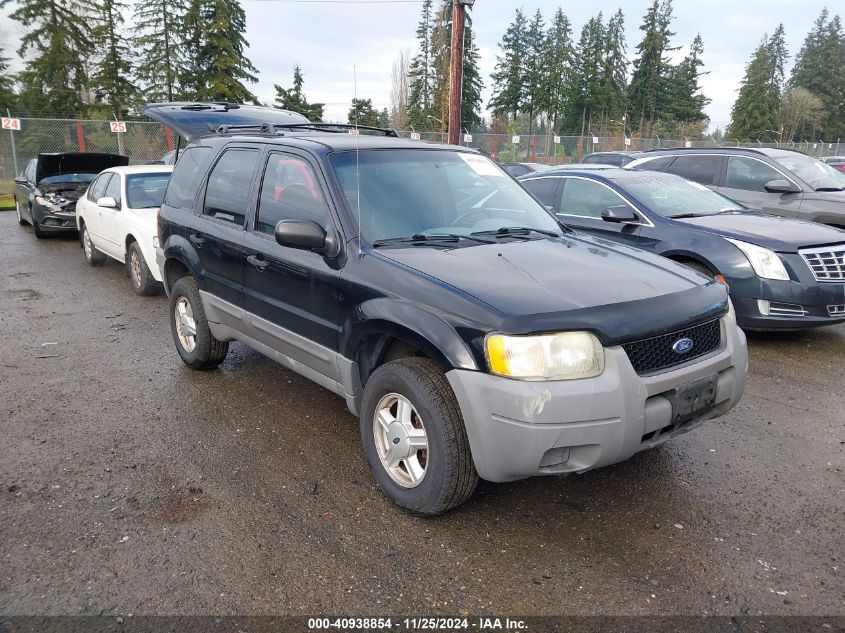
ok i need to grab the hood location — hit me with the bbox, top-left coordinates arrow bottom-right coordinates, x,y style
380,235 -> 728,344
140,102 -> 310,141
36,153 -> 127,184
677,212 -> 845,251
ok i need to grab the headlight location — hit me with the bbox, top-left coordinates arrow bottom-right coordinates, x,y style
725,238 -> 789,280
485,331 -> 604,380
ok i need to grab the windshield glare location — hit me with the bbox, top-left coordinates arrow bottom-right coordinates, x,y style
619,175 -> 744,218
126,173 -> 171,209
773,153 -> 845,191
329,149 -> 561,244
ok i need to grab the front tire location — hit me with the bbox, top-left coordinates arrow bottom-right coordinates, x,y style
169,276 -> 229,370
15,201 -> 26,225
31,211 -> 45,239
360,357 -> 478,516
81,223 -> 106,265
126,241 -> 161,296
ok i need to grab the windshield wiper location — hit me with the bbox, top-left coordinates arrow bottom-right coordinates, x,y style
471,226 -> 560,238
669,213 -> 709,219
815,187 -> 845,192
372,233 -> 495,247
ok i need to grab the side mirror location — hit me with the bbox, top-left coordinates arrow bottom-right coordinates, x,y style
275,219 -> 329,252
601,205 -> 640,223
14,176 -> 28,185
764,179 -> 800,194
97,196 -> 118,209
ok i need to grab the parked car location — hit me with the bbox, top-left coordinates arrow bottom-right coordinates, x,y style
500,162 -> 552,177
582,151 -> 643,166
519,168 -> 845,330
627,147 -> 845,228
75,165 -> 174,295
144,102 -> 747,515
14,152 -> 129,238
821,156 -> 845,173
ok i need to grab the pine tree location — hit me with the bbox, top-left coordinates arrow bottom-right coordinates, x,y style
182,0 -> 259,103
541,8 -> 574,132
132,0 -> 187,102
599,9 -> 628,124
727,42 -> 778,141
348,98 -> 380,127
628,0 -> 677,134
766,24 -> 788,96
3,0 -> 98,115
666,33 -> 710,128
91,0 -> 135,114
790,10 -> 845,138
521,9 -> 546,135
0,48 -> 16,112
488,8 -> 528,120
407,0 -> 434,128
568,13 -> 605,132
273,66 -> 325,121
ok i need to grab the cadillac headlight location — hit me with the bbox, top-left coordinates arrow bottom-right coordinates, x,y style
725,238 -> 789,280
485,331 -> 604,380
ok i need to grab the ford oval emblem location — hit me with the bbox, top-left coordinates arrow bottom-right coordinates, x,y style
672,337 -> 694,354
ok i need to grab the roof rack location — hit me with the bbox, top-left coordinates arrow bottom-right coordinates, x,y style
642,145 -> 805,156
211,122 -> 399,137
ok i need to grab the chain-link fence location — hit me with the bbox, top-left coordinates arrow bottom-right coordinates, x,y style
2,117 -> 842,181
0,118 -> 175,181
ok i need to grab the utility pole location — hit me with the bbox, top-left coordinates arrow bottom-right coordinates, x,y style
447,0 -> 474,145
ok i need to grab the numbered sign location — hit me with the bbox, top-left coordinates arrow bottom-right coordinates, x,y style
347,128 -> 360,135
463,133 -> 472,143
592,136 -> 599,144
685,141 -> 692,148
553,135 -> 561,144
410,132 -> 421,141
110,121 -> 127,133
624,137 -> 631,146
1,117 -> 21,131
511,135 -> 520,144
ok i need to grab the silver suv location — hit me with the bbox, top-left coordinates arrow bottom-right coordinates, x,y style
627,147 -> 845,228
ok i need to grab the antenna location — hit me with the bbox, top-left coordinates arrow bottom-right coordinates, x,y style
354,64 -> 362,258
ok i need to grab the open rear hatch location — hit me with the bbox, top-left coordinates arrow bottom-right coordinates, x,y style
140,102 -> 310,141
36,152 -> 128,184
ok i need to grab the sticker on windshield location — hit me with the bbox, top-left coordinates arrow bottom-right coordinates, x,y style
459,153 -> 503,176
686,181 -> 711,192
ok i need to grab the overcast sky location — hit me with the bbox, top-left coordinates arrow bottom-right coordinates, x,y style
0,0 -> 836,133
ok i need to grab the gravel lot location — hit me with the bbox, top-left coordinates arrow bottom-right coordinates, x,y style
0,209 -> 842,618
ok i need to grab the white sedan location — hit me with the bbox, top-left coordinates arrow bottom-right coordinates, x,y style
76,165 -> 173,295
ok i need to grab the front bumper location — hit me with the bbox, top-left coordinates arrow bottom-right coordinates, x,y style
446,314 -> 747,482
32,206 -> 78,232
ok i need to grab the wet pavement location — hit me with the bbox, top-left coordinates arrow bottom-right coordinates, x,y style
0,210 -> 842,617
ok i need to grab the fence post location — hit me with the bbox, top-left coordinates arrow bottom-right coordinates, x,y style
6,109 -> 18,175
76,121 -> 87,152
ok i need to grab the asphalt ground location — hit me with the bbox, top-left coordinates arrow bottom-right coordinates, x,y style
0,210 -> 842,620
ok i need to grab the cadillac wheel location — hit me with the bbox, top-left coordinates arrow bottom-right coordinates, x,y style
360,357 -> 478,516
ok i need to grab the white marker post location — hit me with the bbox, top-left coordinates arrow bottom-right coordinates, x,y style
3,113 -> 20,174
110,120 -> 127,155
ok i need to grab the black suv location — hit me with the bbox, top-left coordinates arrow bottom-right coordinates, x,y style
145,103 -> 747,515
628,147 -> 845,227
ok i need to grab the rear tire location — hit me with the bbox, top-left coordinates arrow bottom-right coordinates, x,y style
169,276 -> 229,370
81,223 -> 106,265
360,357 -> 478,516
126,241 -> 161,296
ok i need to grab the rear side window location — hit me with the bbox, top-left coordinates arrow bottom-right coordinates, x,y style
725,156 -> 783,192
203,148 -> 260,226
88,173 -> 111,202
632,156 -> 674,172
667,155 -> 722,185
522,177 -> 560,209
164,146 -> 212,209
256,154 -> 330,235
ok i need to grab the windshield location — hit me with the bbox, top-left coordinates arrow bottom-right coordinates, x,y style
39,173 -> 97,185
126,173 -> 171,209
773,153 -> 845,191
329,149 -> 561,245
618,174 -> 744,218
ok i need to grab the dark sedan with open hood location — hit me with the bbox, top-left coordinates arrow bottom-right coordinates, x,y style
14,152 -> 128,238
519,168 -> 845,330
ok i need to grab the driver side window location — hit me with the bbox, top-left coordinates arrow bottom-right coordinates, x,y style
559,178 -> 632,218
104,173 -> 122,207
256,153 -> 330,235
725,157 -> 783,192
88,173 -> 112,202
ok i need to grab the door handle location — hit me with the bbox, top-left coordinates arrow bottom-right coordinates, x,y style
247,255 -> 270,270
189,234 -> 205,247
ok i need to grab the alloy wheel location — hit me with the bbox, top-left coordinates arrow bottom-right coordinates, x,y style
174,296 -> 197,352
373,392 -> 429,488
130,250 -> 142,287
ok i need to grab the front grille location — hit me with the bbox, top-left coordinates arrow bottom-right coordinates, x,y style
759,300 -> 807,317
829,304 -> 845,317
800,244 -> 845,282
622,319 -> 722,375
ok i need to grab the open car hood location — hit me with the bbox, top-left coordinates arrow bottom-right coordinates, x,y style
140,102 -> 310,141
36,152 -> 127,184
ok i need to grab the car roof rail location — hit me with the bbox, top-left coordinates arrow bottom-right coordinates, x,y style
211,122 -> 400,137
642,145 -> 806,156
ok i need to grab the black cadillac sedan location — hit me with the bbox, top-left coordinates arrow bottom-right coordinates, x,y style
519,168 -> 845,330
14,152 -> 128,238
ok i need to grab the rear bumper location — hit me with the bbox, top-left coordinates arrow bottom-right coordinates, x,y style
446,314 -> 747,483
